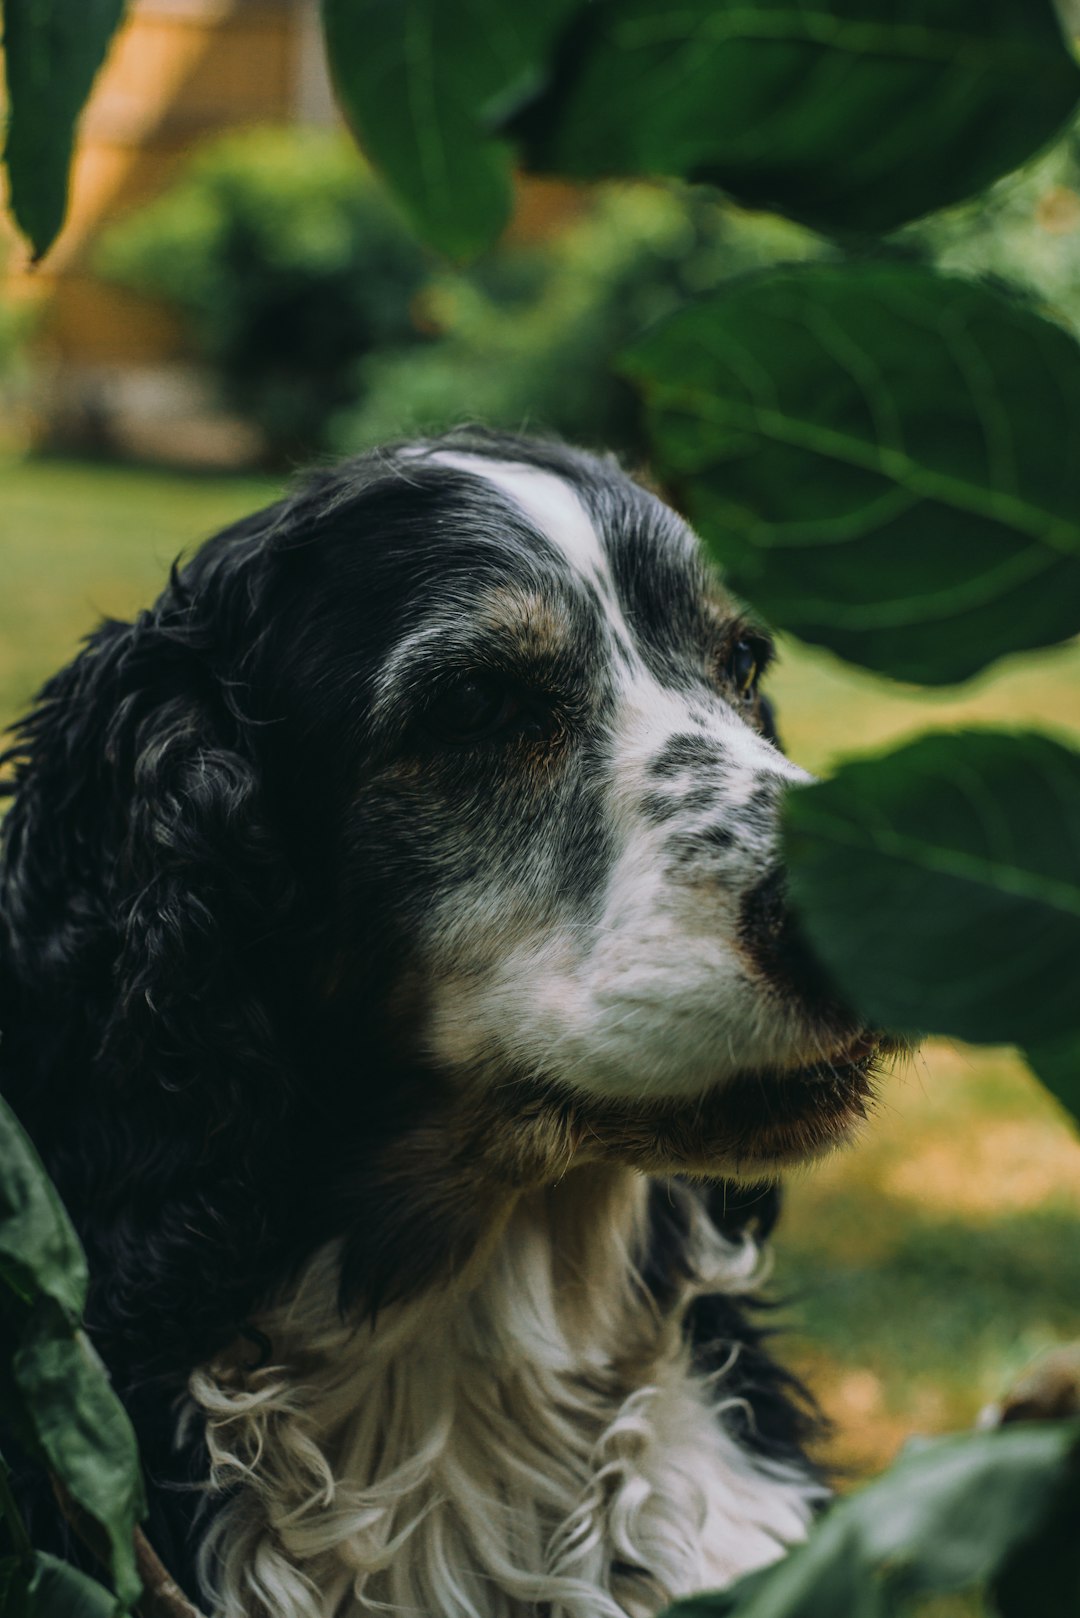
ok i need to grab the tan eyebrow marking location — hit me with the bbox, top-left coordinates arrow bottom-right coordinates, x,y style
474,586 -> 571,661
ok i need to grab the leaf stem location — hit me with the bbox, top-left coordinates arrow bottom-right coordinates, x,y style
132,1525 -> 209,1618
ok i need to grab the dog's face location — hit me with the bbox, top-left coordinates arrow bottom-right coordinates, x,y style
241,436 -> 879,1186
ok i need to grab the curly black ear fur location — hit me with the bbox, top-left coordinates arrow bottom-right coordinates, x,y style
0,554 -> 308,1389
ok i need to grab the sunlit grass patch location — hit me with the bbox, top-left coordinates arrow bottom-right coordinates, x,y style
0,456 -> 281,732
776,1045 -> 1080,1477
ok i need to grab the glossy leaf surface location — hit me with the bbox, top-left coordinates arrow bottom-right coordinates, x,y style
662,1421 -> 1080,1617
321,0 -> 577,258
3,1551 -> 121,1618
0,1100 -> 86,1321
781,730 -> 1080,1047
625,263 -> 1080,684
12,1306 -> 144,1609
0,1101 -> 143,1608
520,0 -> 1080,234
2,0 -> 127,259
1026,1033 -> 1080,1129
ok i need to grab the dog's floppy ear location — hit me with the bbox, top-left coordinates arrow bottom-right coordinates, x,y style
0,561 -> 304,1382
2,616 -> 145,991
100,615 -> 298,1131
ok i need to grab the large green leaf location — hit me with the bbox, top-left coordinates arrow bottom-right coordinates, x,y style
994,1466 -> 1080,1618
321,0 -> 577,258
624,263 -> 1080,684
1026,1034 -> 1080,1129
0,1102 -> 142,1606
0,1098 -> 86,1323
661,1421 -> 1080,1617
11,1304 -> 143,1610
0,1558 -> 25,1613
518,0 -> 1080,235
781,730 -> 1080,1047
2,0 -> 127,260
4,1551 -> 121,1618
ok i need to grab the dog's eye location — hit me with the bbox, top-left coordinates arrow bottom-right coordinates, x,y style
426,675 -> 525,743
730,640 -> 759,699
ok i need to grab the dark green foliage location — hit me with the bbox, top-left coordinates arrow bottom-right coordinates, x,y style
9,0 -> 1080,263
662,1423 -> 1080,1618
321,0 -> 578,258
1,0 -> 125,259
12,1309 -> 144,1606
994,1466 -> 1080,1618
0,1550 -> 121,1618
0,1091 -> 86,1322
782,730 -> 1080,1066
623,263 -> 1080,684
1027,1036 -> 1080,1124
517,1 -> 1080,237
318,0 -> 1080,258
96,128 -> 434,464
0,1100 -> 144,1610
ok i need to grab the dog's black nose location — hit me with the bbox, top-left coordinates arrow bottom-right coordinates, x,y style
738,867 -> 850,1018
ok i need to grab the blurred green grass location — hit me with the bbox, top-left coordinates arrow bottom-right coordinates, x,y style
0,457 -> 280,725
2,453 -> 1079,1489
776,1041 -> 1080,1478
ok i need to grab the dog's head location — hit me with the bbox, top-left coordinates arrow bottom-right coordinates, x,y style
0,430 -> 882,1373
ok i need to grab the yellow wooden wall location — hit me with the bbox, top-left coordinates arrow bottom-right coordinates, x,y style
3,0 -> 321,367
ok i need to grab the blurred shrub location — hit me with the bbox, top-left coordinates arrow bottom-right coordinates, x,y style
335,185 -> 823,459
96,128 -> 434,463
96,123 -> 824,466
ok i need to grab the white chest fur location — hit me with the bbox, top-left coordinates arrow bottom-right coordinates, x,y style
189,1172 -> 819,1618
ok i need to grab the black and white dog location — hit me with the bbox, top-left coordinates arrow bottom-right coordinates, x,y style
0,431 -> 886,1617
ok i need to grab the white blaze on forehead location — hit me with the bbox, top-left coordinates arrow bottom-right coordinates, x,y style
427,453 -> 610,589
428,451 -> 649,669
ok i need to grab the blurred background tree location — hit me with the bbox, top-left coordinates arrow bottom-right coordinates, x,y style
95,128 -> 432,464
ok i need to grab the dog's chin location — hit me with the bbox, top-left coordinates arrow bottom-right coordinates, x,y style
558,1031 -> 893,1179
694,1040 -> 883,1173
